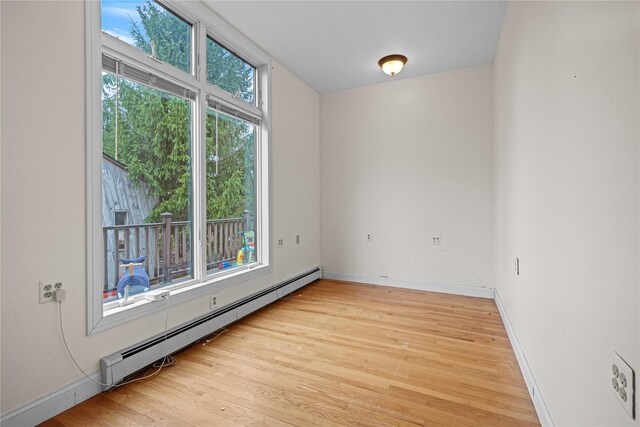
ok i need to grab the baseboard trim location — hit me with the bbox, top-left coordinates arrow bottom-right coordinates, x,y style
494,289 -> 555,427
321,271 -> 495,298
0,371 -> 102,427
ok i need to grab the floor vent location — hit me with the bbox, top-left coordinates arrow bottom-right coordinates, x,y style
100,268 -> 321,390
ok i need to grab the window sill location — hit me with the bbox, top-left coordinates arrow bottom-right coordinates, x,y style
90,262 -> 271,335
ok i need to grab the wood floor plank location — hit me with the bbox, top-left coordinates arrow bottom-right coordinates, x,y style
43,279 -> 539,426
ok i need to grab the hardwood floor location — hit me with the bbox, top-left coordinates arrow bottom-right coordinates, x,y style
43,280 -> 539,426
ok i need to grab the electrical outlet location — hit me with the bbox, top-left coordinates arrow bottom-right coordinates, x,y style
612,352 -> 635,419
296,234 -> 300,244
277,238 -> 284,248
366,233 -> 373,242
431,236 -> 441,245
39,281 -> 58,304
209,294 -> 218,310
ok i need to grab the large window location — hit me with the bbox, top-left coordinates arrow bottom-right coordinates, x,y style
88,0 -> 270,332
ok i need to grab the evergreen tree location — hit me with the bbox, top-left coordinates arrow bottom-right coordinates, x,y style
102,0 -> 256,224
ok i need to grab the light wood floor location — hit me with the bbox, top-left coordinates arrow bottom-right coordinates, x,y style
43,279 -> 539,426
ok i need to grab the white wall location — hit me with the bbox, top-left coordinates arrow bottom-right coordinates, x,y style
0,0 -> 319,415
494,2 -> 639,425
320,65 -> 494,289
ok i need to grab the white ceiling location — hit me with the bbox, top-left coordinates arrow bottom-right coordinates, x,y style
204,1 -> 507,93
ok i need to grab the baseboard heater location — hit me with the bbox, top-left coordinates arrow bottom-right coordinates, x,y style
100,268 -> 321,390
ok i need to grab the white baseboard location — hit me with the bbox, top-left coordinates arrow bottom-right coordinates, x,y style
0,371 -> 102,427
494,289 -> 555,427
322,271 -> 495,298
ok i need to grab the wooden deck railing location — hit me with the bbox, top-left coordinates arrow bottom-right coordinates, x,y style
103,212 -> 252,296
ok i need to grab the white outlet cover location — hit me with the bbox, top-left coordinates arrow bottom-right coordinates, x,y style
612,351 -> 635,419
39,281 -> 55,304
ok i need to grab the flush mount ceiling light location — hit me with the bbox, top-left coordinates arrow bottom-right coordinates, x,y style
378,54 -> 407,76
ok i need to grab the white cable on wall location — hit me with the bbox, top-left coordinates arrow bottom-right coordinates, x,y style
57,295 -> 175,389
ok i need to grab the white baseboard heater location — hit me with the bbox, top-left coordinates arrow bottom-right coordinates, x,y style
101,268 -> 321,390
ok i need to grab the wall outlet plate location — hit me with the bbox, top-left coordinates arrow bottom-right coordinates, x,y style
39,281 -> 55,304
209,294 -> 218,310
612,351 -> 635,419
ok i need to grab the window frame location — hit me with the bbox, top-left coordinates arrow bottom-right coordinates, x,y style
86,0 -> 272,334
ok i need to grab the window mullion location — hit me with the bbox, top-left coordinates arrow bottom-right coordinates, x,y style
204,80 -> 263,119
258,63 -> 271,270
196,20 -> 208,283
102,38 -> 200,96
191,95 -> 204,284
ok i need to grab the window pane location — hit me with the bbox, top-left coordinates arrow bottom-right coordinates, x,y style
102,71 -> 193,302
207,37 -> 256,104
205,109 -> 257,274
114,211 -> 127,225
101,0 -> 191,74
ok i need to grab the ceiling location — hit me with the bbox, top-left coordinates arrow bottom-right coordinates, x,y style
204,1 -> 507,93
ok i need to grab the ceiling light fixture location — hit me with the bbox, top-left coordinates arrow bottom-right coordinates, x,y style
378,54 -> 407,76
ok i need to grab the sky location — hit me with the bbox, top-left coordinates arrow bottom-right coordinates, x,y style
101,0 -> 146,46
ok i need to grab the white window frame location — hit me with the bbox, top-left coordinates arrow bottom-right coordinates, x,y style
86,0 -> 272,334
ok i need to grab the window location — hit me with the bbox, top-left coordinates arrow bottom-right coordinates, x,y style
101,0 -> 192,74
206,37 -> 256,104
205,109 -> 257,273
101,70 -> 194,301
87,0 -> 271,333
114,211 -> 128,226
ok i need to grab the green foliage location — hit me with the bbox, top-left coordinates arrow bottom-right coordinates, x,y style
205,113 -> 256,220
131,1 -> 191,73
102,0 -> 256,224
206,38 -> 255,103
102,73 -> 117,158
